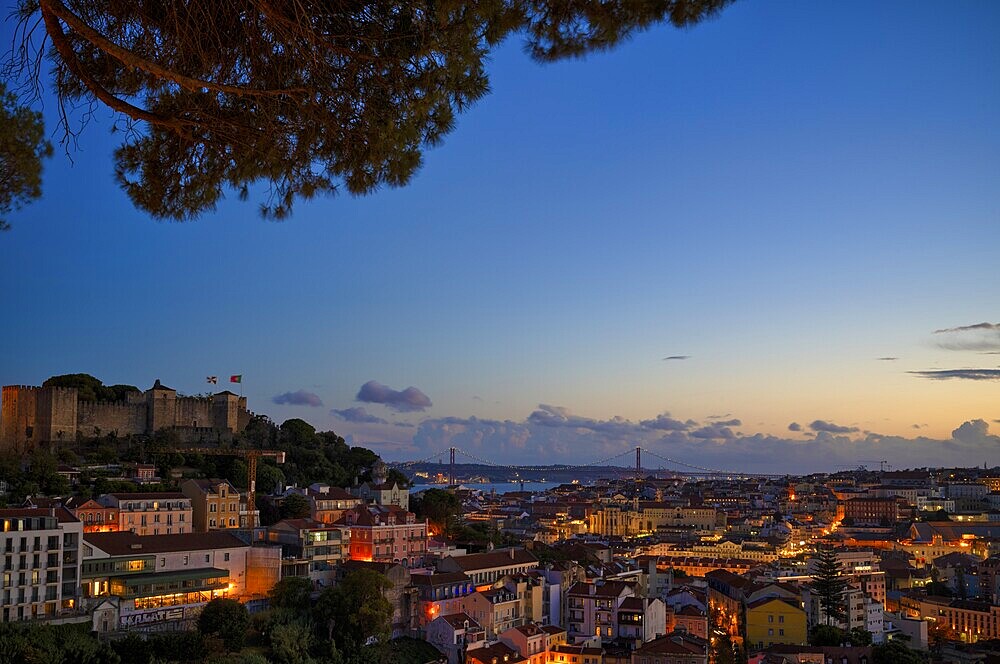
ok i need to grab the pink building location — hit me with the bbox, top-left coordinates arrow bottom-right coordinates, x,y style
335,504 -> 427,566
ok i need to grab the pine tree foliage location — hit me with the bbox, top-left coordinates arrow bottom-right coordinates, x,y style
0,83 -> 52,231
4,0 -> 733,221
811,545 -> 849,626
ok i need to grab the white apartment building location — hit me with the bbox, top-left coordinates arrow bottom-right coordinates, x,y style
0,507 -> 83,622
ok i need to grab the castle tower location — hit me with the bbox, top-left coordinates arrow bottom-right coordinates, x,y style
1,386 -> 33,453
36,386 -> 78,444
146,379 -> 178,433
212,391 -> 241,433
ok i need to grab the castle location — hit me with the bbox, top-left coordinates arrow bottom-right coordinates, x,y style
1,379 -> 252,453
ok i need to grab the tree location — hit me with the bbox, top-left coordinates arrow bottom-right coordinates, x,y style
315,569 -> 392,652
809,624 -> 847,647
872,639 -> 927,664
279,493 -> 312,520
5,1 -> 733,221
810,545 -> 848,626
268,575 -> 314,614
197,598 -> 250,651
0,83 -> 51,231
848,626 -> 873,647
268,621 -> 315,664
42,374 -> 139,402
411,488 -> 462,534
385,468 -> 410,489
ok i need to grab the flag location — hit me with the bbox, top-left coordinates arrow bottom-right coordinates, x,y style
206,376 -> 217,384
230,375 -> 242,383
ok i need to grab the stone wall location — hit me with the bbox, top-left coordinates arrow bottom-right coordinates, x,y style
76,400 -> 147,437
1,381 -> 253,451
174,398 -> 215,429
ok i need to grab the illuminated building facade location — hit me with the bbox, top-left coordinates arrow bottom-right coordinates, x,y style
0,507 -> 82,622
180,479 -> 241,532
98,492 -> 192,536
336,504 -> 427,566
83,531 -> 254,631
67,498 -> 120,533
411,570 -> 476,632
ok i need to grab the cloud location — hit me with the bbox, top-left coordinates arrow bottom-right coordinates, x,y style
272,390 -> 323,407
393,404 -> 1000,473
876,357 -> 898,361
952,419 -> 1000,445
933,322 -> 1000,351
640,414 -> 693,431
909,369 -> 1000,381
810,420 -> 859,434
330,406 -> 387,424
712,419 -> 742,427
356,380 -> 433,412
706,414 -> 731,420
662,355 -> 690,361
788,422 -> 802,432
690,425 -> 736,440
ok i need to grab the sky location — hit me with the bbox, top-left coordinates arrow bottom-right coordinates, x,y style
1,0 -> 998,473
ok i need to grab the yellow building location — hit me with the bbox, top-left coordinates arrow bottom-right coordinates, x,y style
745,597 -> 807,651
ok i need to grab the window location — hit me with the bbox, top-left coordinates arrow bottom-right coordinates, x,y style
779,629 -> 784,636
779,615 -> 784,623
768,629 -> 773,636
183,556 -> 189,565
224,553 -> 230,562
205,554 -> 210,563
768,615 -> 774,623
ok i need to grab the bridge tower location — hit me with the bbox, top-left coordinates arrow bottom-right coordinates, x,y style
449,446 -> 456,486
636,446 -> 642,479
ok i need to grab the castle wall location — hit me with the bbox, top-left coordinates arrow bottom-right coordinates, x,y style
1,386 -> 37,453
37,387 -> 78,444
2,381 -> 253,450
77,401 -> 147,437
147,390 -> 177,432
174,398 -> 214,429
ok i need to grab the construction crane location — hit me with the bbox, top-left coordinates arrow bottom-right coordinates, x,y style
173,447 -> 286,528
859,459 -> 891,472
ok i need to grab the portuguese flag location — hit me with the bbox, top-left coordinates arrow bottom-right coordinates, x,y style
230,375 -> 242,383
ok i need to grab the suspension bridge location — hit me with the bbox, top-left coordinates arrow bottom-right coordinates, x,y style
388,446 -> 787,482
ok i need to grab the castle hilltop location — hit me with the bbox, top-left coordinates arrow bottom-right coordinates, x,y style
1,379 -> 252,452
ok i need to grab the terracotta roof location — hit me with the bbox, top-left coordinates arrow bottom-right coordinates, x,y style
105,492 -> 189,501
467,642 -> 528,664
185,479 -> 238,495
445,548 -> 537,572
272,518 -> 342,531
0,507 -> 79,523
85,531 -> 248,555
509,622 -> 546,637
334,504 -> 415,527
436,612 -> 481,630
567,580 -> 635,598
308,486 -> 356,500
551,644 -> 603,655
409,571 -> 471,586
634,633 -> 708,656
619,596 -> 646,611
747,596 -> 803,611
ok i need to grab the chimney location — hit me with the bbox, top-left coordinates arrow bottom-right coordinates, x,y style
510,547 -> 515,560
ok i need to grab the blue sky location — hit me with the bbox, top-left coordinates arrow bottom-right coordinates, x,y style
1,0 -> 998,471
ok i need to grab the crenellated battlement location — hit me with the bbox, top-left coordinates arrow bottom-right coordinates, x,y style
2,379 -> 252,451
